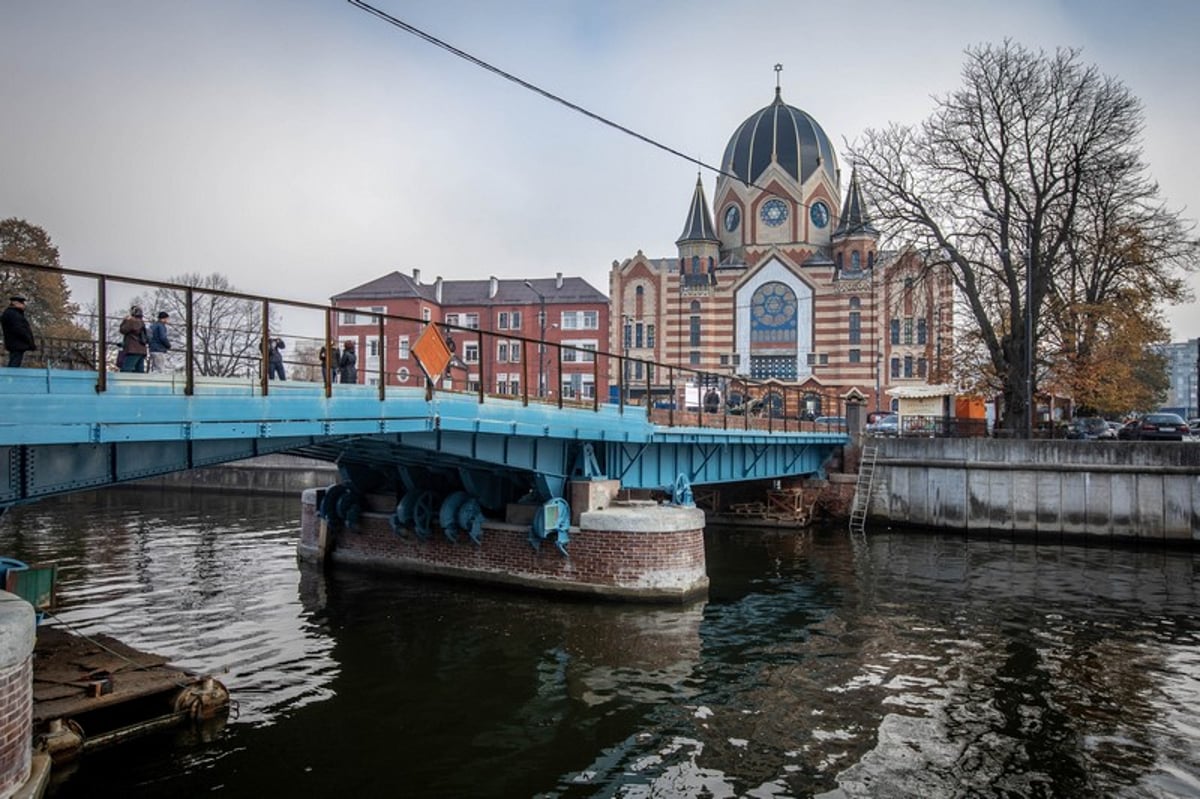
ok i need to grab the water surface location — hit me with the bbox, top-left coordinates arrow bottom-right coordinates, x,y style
2,489 -> 1198,797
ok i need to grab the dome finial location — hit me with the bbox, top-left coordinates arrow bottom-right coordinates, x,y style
774,63 -> 783,100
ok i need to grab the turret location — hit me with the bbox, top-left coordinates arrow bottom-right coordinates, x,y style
676,176 -> 719,287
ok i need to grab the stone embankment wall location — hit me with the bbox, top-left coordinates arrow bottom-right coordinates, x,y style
868,438 -> 1200,541
135,454 -> 338,495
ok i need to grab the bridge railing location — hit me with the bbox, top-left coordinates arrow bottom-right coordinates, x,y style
2,259 -> 853,433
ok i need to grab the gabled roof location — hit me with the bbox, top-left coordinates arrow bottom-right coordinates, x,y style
332,272 -> 606,306
333,270 -> 433,302
676,176 -> 719,245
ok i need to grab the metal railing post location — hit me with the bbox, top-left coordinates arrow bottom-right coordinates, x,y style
378,314 -> 386,401
324,308 -> 333,398
95,277 -> 108,393
556,342 -> 564,409
184,288 -> 195,396
260,300 -> 270,396
521,339 -> 529,407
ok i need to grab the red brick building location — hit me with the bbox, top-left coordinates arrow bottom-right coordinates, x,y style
331,270 -> 609,400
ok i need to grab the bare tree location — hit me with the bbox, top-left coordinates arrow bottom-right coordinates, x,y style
133,273 -> 279,377
850,41 -> 1197,433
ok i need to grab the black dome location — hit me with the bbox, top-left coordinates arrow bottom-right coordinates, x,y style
721,89 -> 838,188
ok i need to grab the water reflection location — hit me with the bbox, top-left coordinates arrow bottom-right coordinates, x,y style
1,492 -> 1198,797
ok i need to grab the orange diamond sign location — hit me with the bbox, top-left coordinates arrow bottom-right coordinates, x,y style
412,323 -> 452,383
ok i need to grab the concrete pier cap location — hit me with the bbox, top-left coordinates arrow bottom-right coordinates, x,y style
579,500 -> 706,533
0,593 -> 34,669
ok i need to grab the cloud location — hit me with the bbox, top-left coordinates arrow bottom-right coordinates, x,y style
2,0 -> 1196,340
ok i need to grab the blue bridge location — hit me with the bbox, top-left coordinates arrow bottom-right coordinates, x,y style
1,261 -> 850,591
0,366 -> 846,514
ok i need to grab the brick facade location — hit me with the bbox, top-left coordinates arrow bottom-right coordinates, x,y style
0,653 -> 31,796
299,491 -> 707,603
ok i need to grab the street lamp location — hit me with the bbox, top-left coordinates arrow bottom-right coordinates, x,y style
523,280 -> 546,398
621,313 -> 632,404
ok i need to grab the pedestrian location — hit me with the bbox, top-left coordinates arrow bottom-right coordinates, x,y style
319,344 -> 338,384
148,311 -> 172,372
1,295 -> 36,367
118,306 -> 149,373
268,337 -> 286,380
338,340 -> 357,384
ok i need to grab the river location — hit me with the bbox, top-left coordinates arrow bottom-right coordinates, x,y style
1,488 -> 1198,798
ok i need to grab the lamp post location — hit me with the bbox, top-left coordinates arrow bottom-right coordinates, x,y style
621,313 -> 631,404
523,280 -> 546,398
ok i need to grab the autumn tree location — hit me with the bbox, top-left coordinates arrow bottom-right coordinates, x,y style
850,41 -> 1197,435
0,218 -> 92,364
132,273 -> 280,377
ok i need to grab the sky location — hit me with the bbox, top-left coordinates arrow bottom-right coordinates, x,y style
3,0 -> 1198,340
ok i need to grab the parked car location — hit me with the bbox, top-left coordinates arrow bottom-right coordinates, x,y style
866,413 -> 899,436
812,416 -> 847,428
1124,413 -> 1190,442
1066,416 -> 1114,440
1107,421 -> 1123,436
1117,420 -> 1141,440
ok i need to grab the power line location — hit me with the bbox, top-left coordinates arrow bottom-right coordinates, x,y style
346,0 -> 788,199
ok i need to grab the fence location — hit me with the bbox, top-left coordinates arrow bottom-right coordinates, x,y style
1,259 -> 855,433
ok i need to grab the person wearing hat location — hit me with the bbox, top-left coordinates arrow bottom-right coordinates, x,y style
147,311 -> 172,372
118,306 -> 149,373
1,295 -> 36,368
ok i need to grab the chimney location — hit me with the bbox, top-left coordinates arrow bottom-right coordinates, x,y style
555,272 -> 563,290
412,268 -> 421,284
489,276 -> 499,299
434,276 -> 443,304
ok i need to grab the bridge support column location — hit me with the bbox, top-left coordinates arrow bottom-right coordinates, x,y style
297,487 -> 334,564
296,493 -> 709,603
0,592 -> 36,796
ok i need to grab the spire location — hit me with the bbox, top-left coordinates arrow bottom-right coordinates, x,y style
833,167 -> 878,238
676,175 -> 719,245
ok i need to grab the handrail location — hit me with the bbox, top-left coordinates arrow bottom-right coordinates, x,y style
1,258 -> 856,432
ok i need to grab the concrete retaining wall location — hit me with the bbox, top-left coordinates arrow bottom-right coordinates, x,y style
135,454 -> 338,495
869,438 -> 1200,541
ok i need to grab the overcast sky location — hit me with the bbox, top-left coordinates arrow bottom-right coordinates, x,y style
3,0 -> 1198,340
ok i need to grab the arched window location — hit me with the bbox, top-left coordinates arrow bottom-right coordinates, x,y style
868,251 -> 875,269
891,357 -> 900,378
851,251 -> 861,270
917,318 -> 927,345
836,252 -> 844,269
802,391 -> 822,420
849,297 -> 861,309
904,355 -> 914,377
635,284 -> 644,318
691,255 -> 700,274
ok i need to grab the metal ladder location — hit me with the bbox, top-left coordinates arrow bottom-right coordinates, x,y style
849,445 -> 878,535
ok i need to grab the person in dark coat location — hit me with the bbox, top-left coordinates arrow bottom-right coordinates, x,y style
118,306 -> 148,373
319,344 -> 338,384
268,337 -> 286,380
338,340 -> 357,384
147,311 -> 172,372
1,296 -> 36,367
